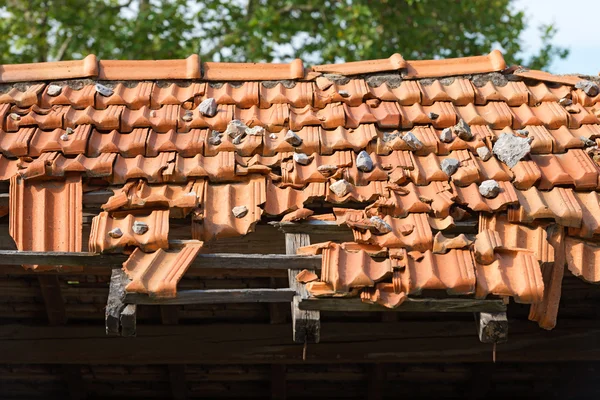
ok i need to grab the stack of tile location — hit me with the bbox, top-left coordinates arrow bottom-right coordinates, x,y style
1,51 -> 599,329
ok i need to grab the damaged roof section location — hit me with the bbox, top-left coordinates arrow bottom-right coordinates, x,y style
1,50 -> 600,316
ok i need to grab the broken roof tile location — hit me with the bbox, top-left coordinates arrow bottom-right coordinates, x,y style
565,236 -> 600,283
123,242 -> 203,298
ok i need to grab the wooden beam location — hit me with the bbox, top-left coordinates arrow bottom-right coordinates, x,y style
37,275 -> 67,325
61,365 -> 87,400
269,277 -> 289,324
286,233 -> 320,344
476,312 -> 508,343
367,364 -> 385,400
2,319 -> 600,364
270,220 -> 349,233
160,305 -> 180,325
124,288 -> 296,305
167,365 -> 188,400
299,298 -> 507,313
106,269 -> 129,336
0,250 -> 321,270
271,364 -> 287,400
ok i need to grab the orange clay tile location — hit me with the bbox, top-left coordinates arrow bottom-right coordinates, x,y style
120,105 -> 179,133
403,50 -> 506,78
420,79 -> 475,106
572,88 -> 600,107
462,102 -> 514,129
29,125 -> 91,157
326,180 -> 388,204
369,80 -> 422,105
9,175 -> 82,271
264,181 -> 327,216
475,248 -> 544,304
166,153 -> 239,183
0,54 -> 98,83
64,105 -> 123,131
510,159 -> 541,190
360,283 -> 407,309
314,79 -> 369,108
568,191 -> 600,239
345,102 -> 401,129
512,69 -> 580,86
96,82 -> 154,110
193,177 -> 265,241
473,229 -> 502,265
479,214 -> 554,264
296,269 -> 319,283
511,186 -> 582,228
319,124 -> 377,155
311,53 -> 406,75
103,179 -> 204,218
98,55 -> 201,80
320,242 -> 392,293
547,126 -> 584,152
455,181 -> 518,212
203,59 -> 304,81
565,236 -> 600,283
40,83 -> 96,109
234,104 -> 290,132
5,105 -> 66,132
528,102 -> 569,129
207,128 -> 264,158
0,83 -> 45,108
282,208 -> 315,222
46,153 -> 116,180
87,128 -> 149,158
150,82 -> 205,108
531,150 -> 599,190
110,153 -> 176,184
495,126 -> 554,154
203,82 -> 259,109
89,210 -> 169,253
398,249 -> 476,295
474,80 -> 530,106
0,127 -> 35,157
123,242 -> 203,298
146,129 -> 206,157
526,82 -> 571,104
259,81 -> 313,108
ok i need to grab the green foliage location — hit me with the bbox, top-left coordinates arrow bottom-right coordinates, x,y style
0,0 -> 568,70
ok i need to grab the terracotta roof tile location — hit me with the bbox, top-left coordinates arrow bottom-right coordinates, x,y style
40,83 -> 96,109
474,80 -> 530,106
369,80 -> 421,105
0,126 -> 35,157
150,82 -> 204,108
123,242 -> 203,298
29,125 -> 91,157
203,59 -> 304,81
311,53 -> 405,75
565,236 -> 600,283
0,54 -> 98,82
204,82 -> 258,108
0,83 -> 45,108
98,82 -> 154,110
88,128 -> 149,158
403,50 -> 506,78
98,55 -> 201,80
513,69 -> 580,85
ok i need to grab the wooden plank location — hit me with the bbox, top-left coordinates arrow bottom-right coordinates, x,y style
269,277 -> 289,324
299,298 -> 507,313
270,220 -> 349,233
0,250 -> 321,270
120,304 -> 137,337
37,275 -> 67,325
124,288 -> 296,305
286,233 -> 320,344
168,365 -> 188,400
476,312 -> 508,343
105,269 -> 129,336
160,305 -> 180,325
367,364 -> 385,400
271,365 -> 286,400
61,365 -> 87,400
2,320 -> 600,364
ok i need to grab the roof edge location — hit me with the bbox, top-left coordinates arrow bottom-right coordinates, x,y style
403,50 -> 506,79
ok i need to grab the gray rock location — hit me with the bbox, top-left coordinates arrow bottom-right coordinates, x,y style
293,152 -> 312,165
66,127 -> 74,135
428,112 -> 439,120
198,98 -> 217,117
356,150 -> 374,172
9,113 -> 20,121
232,134 -> 244,145
440,158 -> 460,176
575,80 -> 600,97
515,129 -> 529,137
208,130 -> 222,145
479,179 -> 501,199
47,84 -> 62,97
60,133 -> 69,141
225,120 -> 248,138
108,228 -> 123,239
269,133 -> 278,140
245,126 -> 265,136
232,206 -> 248,218
329,179 -> 353,197
284,130 -> 303,146
317,164 -> 338,176
452,119 -> 473,141
439,127 -> 454,143
338,90 -> 350,98
476,146 -> 492,161
370,216 -> 392,234
402,131 -> 423,150
95,83 -> 113,97
182,110 -> 193,122
580,136 -> 596,147
492,133 -> 532,168
132,221 -> 149,235
558,97 -> 572,106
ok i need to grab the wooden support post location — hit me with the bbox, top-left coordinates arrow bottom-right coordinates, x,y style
476,312 -> 508,343
37,275 -> 67,325
270,364 -> 286,400
286,233 -> 320,344
106,268 -> 136,337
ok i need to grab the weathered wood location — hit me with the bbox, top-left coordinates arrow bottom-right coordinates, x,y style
269,277 -> 289,324
299,298 -> 507,313
0,250 -> 321,270
37,275 -> 67,325
124,288 -> 296,305
367,364 -> 385,400
61,365 -> 87,400
476,312 -> 509,343
120,304 -> 137,337
168,364 -> 188,400
2,319 -> 600,364
160,305 -> 180,325
271,220 -> 349,234
286,233 -> 320,344
0,190 -> 112,208
271,364 -> 286,400
106,269 -> 129,336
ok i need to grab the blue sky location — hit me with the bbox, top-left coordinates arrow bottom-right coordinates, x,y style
517,0 -> 599,74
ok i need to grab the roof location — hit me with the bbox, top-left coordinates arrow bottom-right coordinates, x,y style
1,50 -> 599,330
